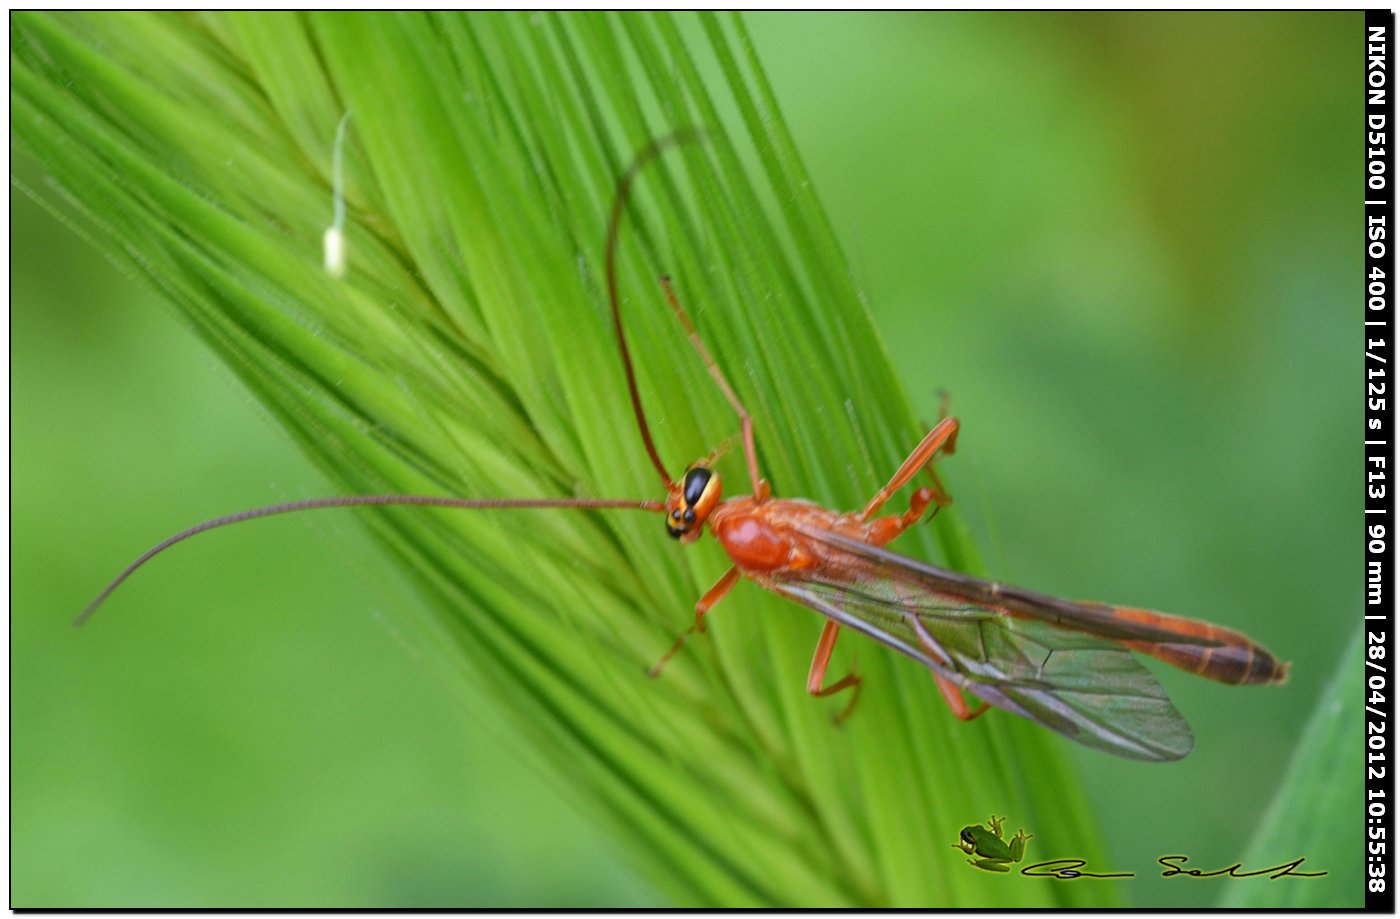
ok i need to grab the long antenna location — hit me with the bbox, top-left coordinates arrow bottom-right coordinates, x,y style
82,132 -> 702,625
604,128 -> 705,491
77,495 -> 664,626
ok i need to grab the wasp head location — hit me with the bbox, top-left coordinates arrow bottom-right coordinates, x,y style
665,464 -> 722,542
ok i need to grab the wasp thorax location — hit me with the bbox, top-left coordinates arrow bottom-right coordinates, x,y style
665,464 -> 722,542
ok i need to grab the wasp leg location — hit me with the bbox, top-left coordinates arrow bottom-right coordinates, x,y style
647,566 -> 740,678
659,277 -> 763,502
859,417 -> 959,523
808,620 -> 862,724
935,674 -> 991,721
692,566 -> 740,633
909,612 -> 992,721
866,486 -> 939,546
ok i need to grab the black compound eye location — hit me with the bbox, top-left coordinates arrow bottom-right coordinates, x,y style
683,467 -> 712,507
671,509 -> 681,520
683,508 -> 696,524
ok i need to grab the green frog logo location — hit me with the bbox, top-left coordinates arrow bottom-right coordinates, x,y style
953,815 -> 1033,873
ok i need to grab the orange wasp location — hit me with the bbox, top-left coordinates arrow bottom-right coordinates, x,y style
82,137 -> 1287,762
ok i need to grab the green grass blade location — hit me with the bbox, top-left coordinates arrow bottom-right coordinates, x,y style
1220,627 -> 1363,908
13,11 -> 1114,906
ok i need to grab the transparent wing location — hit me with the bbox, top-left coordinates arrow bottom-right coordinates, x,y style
776,531 -> 1195,761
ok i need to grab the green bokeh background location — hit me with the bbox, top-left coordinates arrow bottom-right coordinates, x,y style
13,12 -> 1358,906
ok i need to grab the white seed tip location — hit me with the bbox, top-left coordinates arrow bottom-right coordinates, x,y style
323,226 -> 346,278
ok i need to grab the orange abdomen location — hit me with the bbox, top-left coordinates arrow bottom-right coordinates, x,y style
1113,606 -> 1289,685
